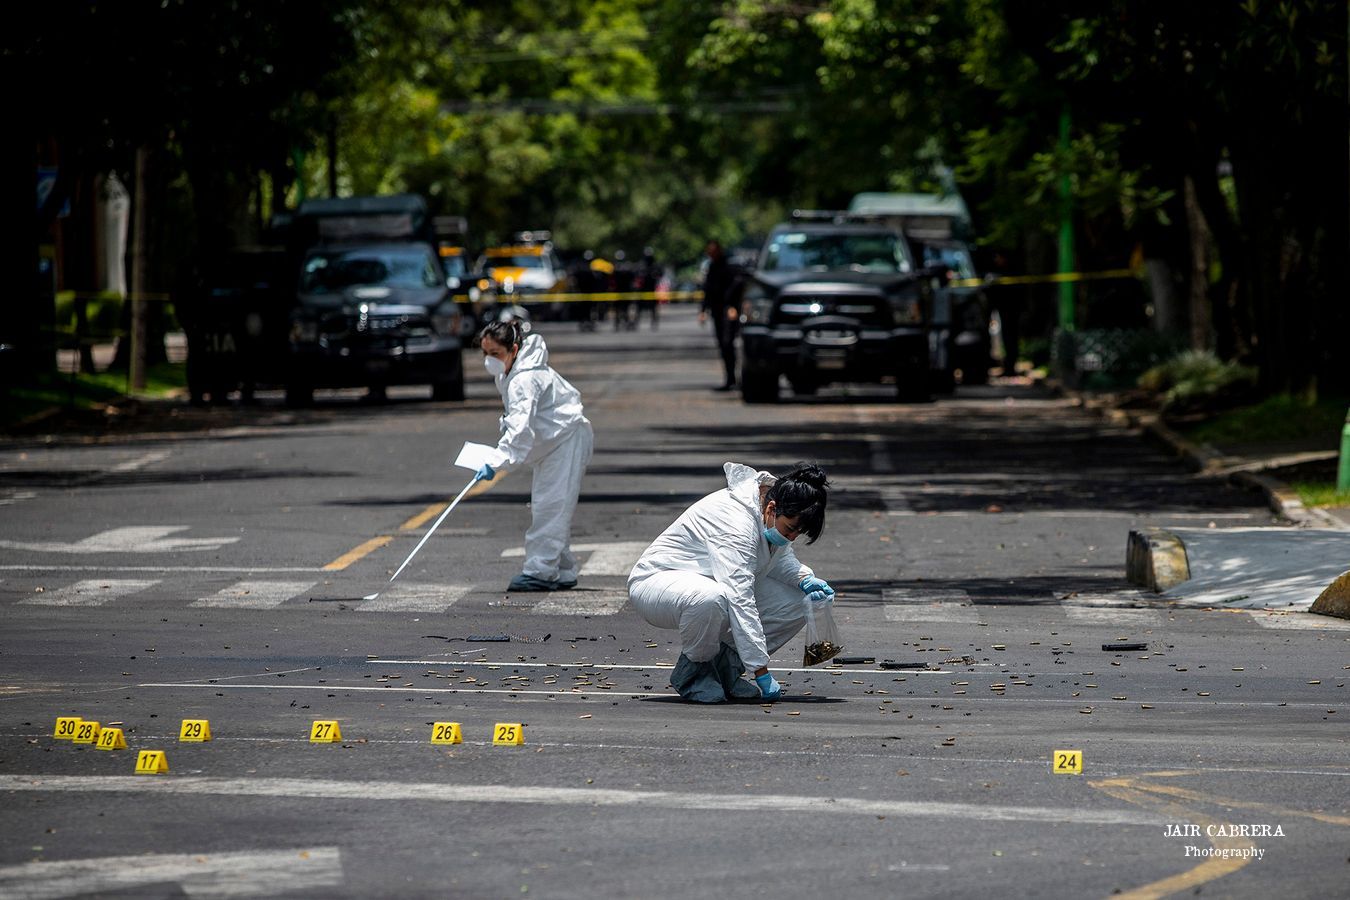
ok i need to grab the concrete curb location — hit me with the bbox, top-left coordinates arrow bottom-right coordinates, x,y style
1310,570 -> 1350,620
1048,379 -> 1350,611
1125,528 -> 1191,593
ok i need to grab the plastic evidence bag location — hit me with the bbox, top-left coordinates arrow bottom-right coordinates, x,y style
802,596 -> 843,665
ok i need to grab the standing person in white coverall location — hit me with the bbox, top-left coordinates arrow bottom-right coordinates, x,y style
628,462 -> 835,703
473,320 -> 594,592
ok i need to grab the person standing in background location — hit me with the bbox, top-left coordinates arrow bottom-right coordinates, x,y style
698,239 -> 739,391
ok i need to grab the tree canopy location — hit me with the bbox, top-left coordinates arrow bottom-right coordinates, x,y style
11,0 -> 1347,391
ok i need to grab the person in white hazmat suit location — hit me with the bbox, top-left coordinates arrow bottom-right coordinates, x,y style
474,320 -> 594,592
628,462 -> 836,703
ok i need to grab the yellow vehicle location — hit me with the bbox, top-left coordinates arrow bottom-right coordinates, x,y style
475,233 -> 569,317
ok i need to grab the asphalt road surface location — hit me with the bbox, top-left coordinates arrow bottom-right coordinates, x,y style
2,310 -> 1346,899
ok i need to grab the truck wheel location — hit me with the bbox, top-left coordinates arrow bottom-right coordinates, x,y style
431,375 -> 465,402
789,377 -> 819,397
896,367 -> 931,403
960,359 -> 990,385
285,383 -> 313,407
741,369 -> 779,404
931,368 -> 956,395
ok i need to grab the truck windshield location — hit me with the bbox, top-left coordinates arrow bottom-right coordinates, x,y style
301,249 -> 440,293
922,244 -> 977,280
761,231 -> 912,274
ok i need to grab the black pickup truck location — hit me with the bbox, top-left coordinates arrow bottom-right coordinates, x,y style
285,195 -> 464,405
738,219 -> 933,403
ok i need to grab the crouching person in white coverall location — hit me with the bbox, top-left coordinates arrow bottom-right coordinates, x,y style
475,320 -> 594,592
628,462 -> 835,703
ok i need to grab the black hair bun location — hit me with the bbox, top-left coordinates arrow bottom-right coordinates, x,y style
785,462 -> 829,490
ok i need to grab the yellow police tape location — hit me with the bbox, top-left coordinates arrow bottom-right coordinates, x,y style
453,290 -> 704,304
949,268 -> 1138,289
56,290 -> 175,304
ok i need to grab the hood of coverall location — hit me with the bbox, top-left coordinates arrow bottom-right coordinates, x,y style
495,332 -> 548,393
723,462 -> 778,523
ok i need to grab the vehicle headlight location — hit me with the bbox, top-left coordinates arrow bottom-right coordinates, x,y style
741,284 -> 775,324
431,302 -> 461,336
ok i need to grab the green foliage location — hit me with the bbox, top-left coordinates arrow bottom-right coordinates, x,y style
1292,482 -> 1350,509
1182,395 -> 1348,447
1138,350 -> 1259,409
0,364 -> 187,428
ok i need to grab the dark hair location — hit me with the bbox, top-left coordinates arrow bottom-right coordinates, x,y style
476,319 -> 525,351
764,462 -> 830,543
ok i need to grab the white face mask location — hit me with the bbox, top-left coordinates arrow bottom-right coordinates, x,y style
484,356 -> 507,377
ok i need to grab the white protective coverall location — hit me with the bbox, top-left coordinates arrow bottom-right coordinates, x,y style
486,332 -> 594,584
628,462 -> 814,672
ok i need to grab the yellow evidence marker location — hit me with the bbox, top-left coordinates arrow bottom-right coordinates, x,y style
179,719 -> 212,742
492,723 -> 524,746
72,721 -> 101,745
95,727 -> 127,751
430,722 -> 462,745
53,717 -> 81,740
309,720 -> 343,743
1053,749 -> 1083,775
135,750 -> 168,774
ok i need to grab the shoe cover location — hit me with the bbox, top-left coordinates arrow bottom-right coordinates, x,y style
669,653 -> 728,703
714,643 -> 761,699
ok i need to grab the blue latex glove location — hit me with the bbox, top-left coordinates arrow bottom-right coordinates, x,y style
755,672 -> 783,701
475,463 -> 495,482
800,575 -> 834,603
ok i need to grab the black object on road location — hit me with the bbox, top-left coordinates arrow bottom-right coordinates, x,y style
1102,642 -> 1148,651
834,656 -> 876,665
879,660 -> 929,670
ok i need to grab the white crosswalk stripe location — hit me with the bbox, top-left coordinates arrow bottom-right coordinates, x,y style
884,603 -> 982,624
1063,606 -> 1165,626
534,591 -> 629,616
359,583 -> 470,613
883,587 -> 981,624
1247,609 -> 1350,630
500,541 -> 648,578
191,581 -> 317,609
19,579 -> 159,607
883,588 -> 971,604
578,542 -> 648,577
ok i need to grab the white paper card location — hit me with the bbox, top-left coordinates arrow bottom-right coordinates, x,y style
454,441 -> 496,472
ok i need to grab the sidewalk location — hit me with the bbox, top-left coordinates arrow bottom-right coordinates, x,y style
1064,385 -> 1349,617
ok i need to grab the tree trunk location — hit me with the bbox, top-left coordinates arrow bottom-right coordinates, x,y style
1181,177 -> 1212,352
326,120 -> 339,198
128,144 -> 150,391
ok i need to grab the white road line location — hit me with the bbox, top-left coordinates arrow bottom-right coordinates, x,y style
884,588 -> 971,604
0,490 -> 36,507
886,510 -> 1267,519
0,774 -> 1163,826
18,579 -> 159,607
534,591 -> 629,615
0,526 -> 239,554
141,681 -> 652,698
362,659 -> 963,675
0,846 -> 341,900
359,583 -> 471,613
1063,606 -> 1165,626
1247,610 -> 1350,630
110,449 -> 171,473
191,581 -> 318,609
885,603 -> 982,624
1062,592 -> 1160,608
0,565 -> 323,573
577,541 -> 649,577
